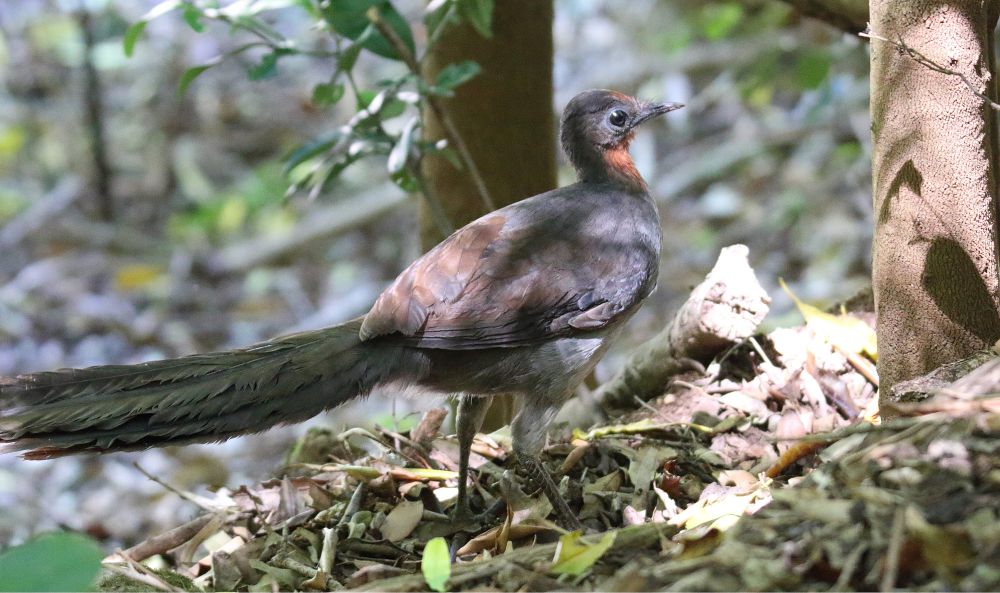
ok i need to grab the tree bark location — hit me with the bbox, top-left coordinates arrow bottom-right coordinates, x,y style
419,0 -> 556,246
420,0 -> 555,429
870,0 -> 1000,408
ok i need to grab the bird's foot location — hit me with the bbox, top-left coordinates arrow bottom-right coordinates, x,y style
449,498 -> 505,532
515,451 -> 584,532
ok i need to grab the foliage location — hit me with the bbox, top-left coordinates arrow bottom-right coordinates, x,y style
550,530 -> 618,577
0,532 -> 104,592
126,0 -> 494,203
421,537 -> 450,592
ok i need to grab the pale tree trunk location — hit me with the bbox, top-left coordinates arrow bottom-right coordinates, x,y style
870,0 -> 1000,407
421,0 -> 555,427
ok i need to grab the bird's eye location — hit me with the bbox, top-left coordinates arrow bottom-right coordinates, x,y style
608,109 -> 628,128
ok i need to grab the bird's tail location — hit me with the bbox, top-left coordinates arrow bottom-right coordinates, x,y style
0,317 -> 399,459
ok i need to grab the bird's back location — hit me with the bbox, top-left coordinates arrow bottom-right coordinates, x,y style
360,182 -> 662,351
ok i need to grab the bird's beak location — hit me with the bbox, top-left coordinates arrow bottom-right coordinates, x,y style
633,101 -> 684,128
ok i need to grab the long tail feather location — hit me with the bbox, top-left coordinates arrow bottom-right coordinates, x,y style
0,317 -> 397,458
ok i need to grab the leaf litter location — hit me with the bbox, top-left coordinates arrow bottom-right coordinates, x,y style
97,301 -> 1000,591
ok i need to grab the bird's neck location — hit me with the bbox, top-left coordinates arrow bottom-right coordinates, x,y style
570,138 -> 649,193
599,146 -> 648,193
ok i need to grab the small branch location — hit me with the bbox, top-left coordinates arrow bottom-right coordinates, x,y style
134,462 -> 220,512
121,514 -> 215,562
366,7 -> 497,214
78,8 -> 114,221
888,349 -> 998,403
861,26 -> 1000,111
412,166 -> 456,237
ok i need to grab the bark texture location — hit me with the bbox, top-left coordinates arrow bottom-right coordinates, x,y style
419,0 -> 556,247
870,0 -> 1000,405
420,0 -> 555,428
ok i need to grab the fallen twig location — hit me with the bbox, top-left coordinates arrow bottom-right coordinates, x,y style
121,514 -> 215,562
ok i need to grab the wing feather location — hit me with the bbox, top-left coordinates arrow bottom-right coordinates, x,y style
360,187 -> 659,349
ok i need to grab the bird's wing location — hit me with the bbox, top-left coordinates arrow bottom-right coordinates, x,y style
359,192 -> 659,349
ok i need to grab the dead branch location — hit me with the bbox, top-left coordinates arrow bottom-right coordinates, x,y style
888,348 -> 998,404
120,514 -> 215,562
594,244 -> 771,413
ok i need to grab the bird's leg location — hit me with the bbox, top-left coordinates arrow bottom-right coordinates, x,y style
511,398 -> 584,532
454,394 -> 492,522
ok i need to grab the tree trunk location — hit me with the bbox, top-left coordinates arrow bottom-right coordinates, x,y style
419,0 -> 556,246
420,0 -> 555,428
870,0 -> 1000,408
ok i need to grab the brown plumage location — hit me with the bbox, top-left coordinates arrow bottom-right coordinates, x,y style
0,89 -> 682,529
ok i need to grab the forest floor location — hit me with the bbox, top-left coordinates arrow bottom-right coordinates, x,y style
95,303 -> 1000,592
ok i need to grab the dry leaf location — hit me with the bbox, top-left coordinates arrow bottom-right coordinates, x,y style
379,500 -> 423,542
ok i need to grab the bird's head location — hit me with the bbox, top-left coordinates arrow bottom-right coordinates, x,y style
560,89 -> 683,192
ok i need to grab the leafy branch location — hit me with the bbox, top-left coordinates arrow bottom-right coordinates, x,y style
124,0 -> 498,234
367,6 -> 495,213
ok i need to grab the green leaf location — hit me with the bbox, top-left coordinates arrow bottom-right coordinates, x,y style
380,98 -> 407,119
391,167 -> 419,193
435,60 -> 481,93
248,51 -> 280,81
182,4 -> 206,32
124,0 -> 184,56
424,0 -> 458,42
283,131 -> 344,175
702,2 -> 742,40
321,0 -> 415,61
0,532 -> 104,592
178,62 -> 216,97
549,530 -> 617,577
457,0 -> 493,38
123,21 -> 147,57
421,537 -> 450,592
312,82 -> 345,108
796,49 -> 832,89
337,28 -> 371,72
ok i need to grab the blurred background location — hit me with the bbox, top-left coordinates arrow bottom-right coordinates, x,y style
0,0 -> 870,547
